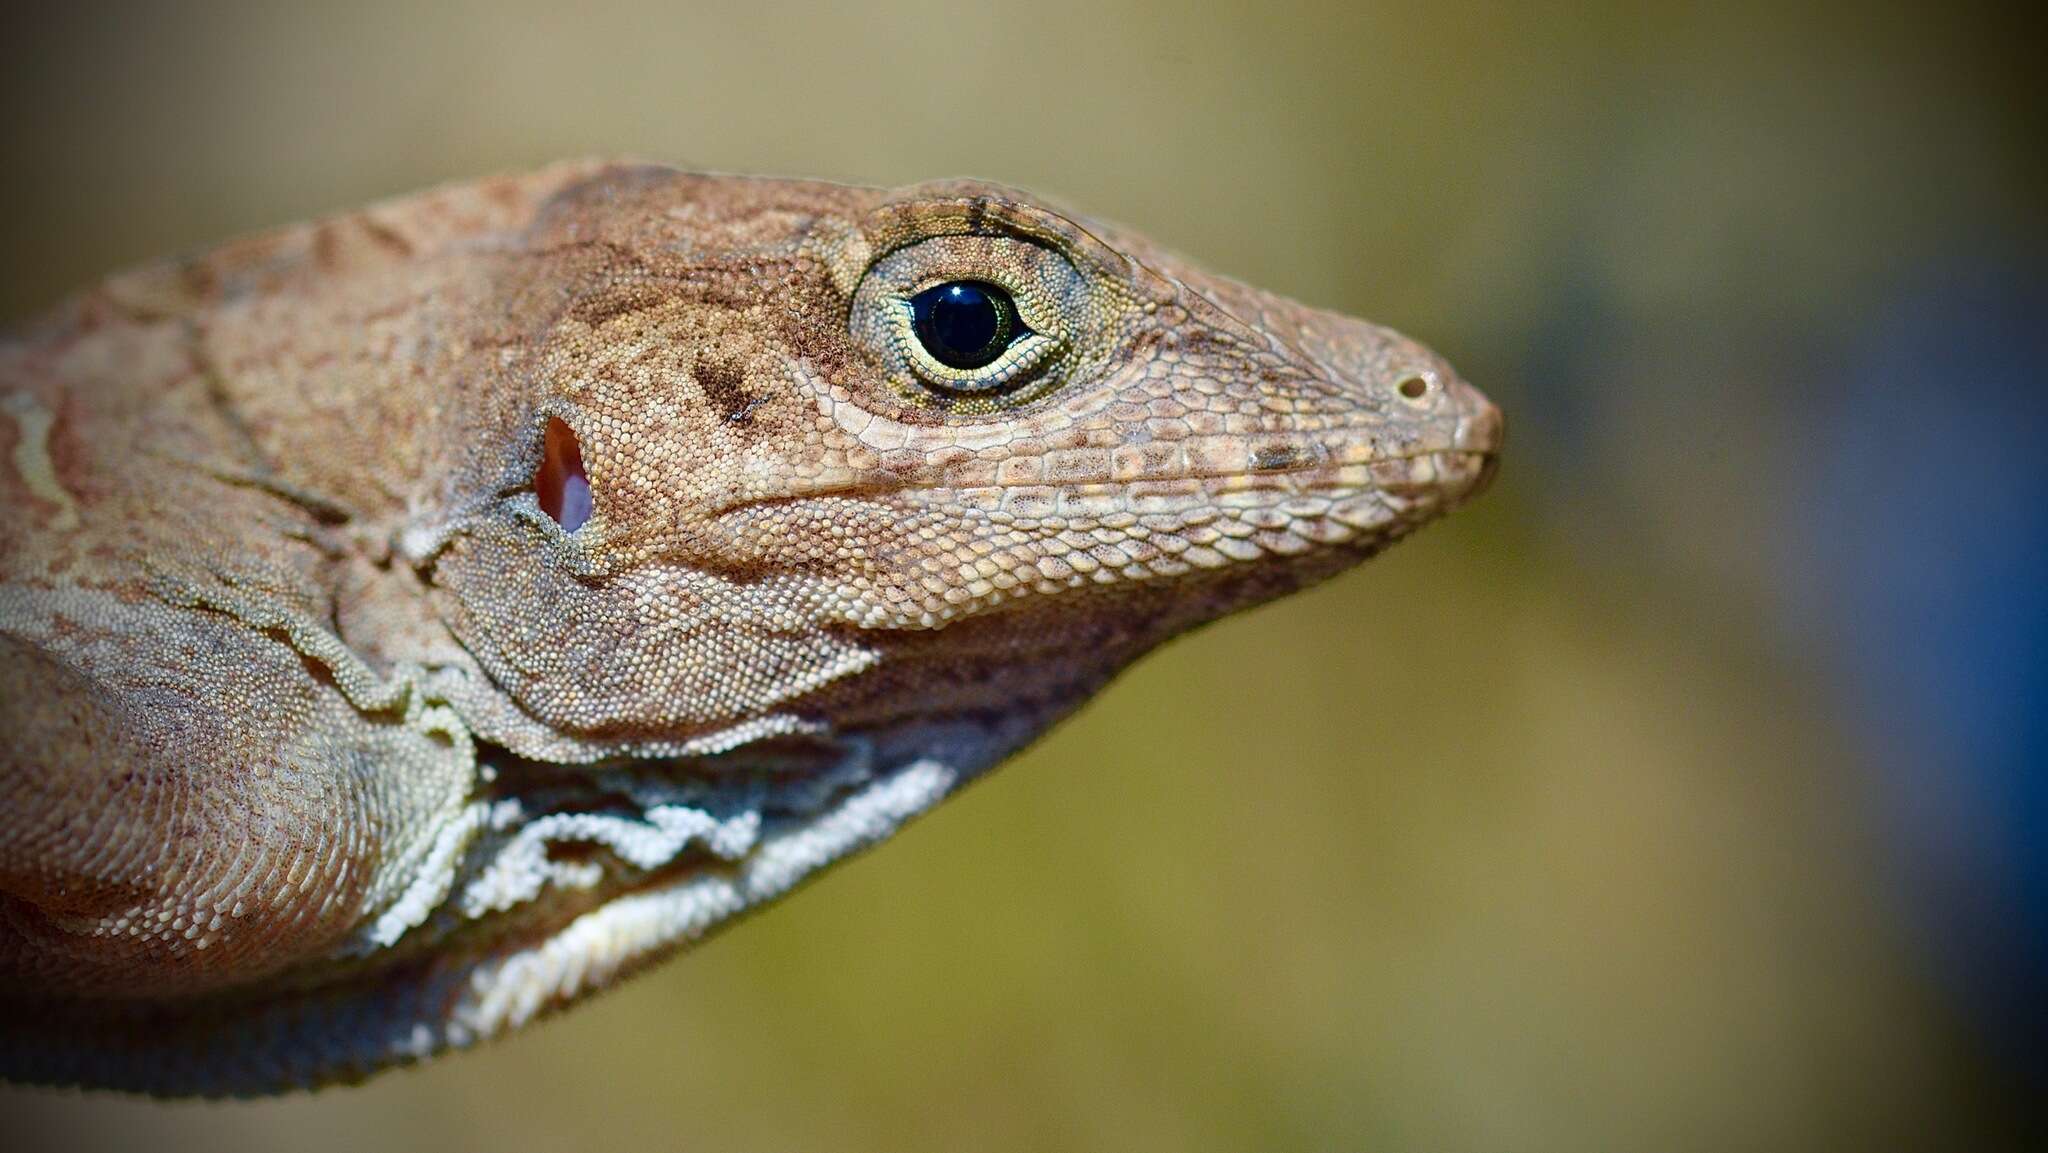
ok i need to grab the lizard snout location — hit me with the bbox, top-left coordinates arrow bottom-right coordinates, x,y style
1430,369 -> 1504,504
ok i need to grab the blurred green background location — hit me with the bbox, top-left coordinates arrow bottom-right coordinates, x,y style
2,2 -> 2041,1149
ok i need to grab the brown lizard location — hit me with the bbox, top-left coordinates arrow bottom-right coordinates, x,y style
0,160 -> 1500,1095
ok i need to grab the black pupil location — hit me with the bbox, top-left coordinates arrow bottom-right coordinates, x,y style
910,281 -> 1017,370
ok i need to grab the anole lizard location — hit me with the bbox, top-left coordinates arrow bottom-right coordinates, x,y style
0,161 -> 1500,1095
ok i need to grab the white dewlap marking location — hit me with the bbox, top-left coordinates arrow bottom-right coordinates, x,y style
447,758 -> 958,1044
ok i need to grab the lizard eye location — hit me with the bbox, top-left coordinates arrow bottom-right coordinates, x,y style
909,281 -> 1028,370
851,230 -> 1087,408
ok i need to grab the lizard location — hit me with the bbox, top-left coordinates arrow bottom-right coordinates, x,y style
0,160 -> 1501,1096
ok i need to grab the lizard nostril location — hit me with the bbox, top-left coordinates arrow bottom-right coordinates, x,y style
537,416 -> 592,532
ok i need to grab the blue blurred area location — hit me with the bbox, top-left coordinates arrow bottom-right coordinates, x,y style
1810,264 -> 2048,1080
1511,234 -> 2048,1108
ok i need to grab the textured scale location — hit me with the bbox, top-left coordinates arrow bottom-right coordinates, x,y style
0,161 -> 1500,1095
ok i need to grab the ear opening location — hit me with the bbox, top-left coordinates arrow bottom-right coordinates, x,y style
536,417 -> 592,532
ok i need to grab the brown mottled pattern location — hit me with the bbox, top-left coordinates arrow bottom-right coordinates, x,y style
0,161 -> 1499,1094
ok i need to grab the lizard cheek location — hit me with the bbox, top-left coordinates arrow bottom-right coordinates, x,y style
536,416 -> 592,532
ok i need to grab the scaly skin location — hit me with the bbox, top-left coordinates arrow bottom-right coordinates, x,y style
0,161 -> 1500,1094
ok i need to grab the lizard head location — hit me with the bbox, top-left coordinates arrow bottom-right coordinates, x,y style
429,168 -> 1502,765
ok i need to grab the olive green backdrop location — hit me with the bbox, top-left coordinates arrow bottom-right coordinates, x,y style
2,2 -> 2038,1150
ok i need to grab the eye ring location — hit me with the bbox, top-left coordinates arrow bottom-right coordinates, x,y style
849,233 -> 1086,409
908,280 -> 1030,370
892,281 -> 1057,396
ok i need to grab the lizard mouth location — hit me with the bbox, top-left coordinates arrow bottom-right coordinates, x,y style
694,379 -> 1506,526
695,443 -> 1501,527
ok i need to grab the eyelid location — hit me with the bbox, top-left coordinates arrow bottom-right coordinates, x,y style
849,232 -> 1092,411
905,274 -> 1054,338
890,300 -> 1057,393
